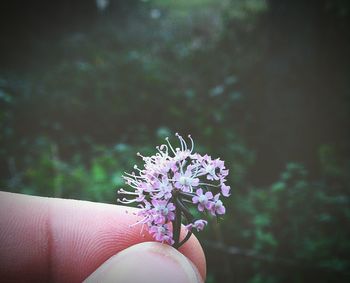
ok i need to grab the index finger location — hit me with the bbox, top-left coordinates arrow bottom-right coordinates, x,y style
0,191 -> 206,282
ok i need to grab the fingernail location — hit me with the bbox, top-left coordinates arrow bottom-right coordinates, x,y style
84,242 -> 203,283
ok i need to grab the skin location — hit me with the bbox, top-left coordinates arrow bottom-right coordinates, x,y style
0,191 -> 206,283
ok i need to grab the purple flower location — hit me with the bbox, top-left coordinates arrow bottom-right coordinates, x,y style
117,134 -> 230,248
221,184 -> 231,197
199,157 -> 220,181
149,224 -> 174,245
153,177 -> 173,200
192,188 -> 213,211
151,199 -> 175,224
210,194 -> 226,215
174,169 -> 199,192
186,219 -> 208,232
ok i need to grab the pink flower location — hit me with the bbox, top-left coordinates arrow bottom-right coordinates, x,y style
192,188 -> 213,211
174,169 -> 199,192
151,199 -> 175,224
209,194 -> 226,215
221,184 -> 231,197
117,134 -> 230,247
153,177 -> 173,200
149,224 -> 174,245
186,219 -> 208,232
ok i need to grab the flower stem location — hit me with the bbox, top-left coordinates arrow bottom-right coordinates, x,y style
172,195 -> 182,249
173,198 -> 194,249
177,199 -> 193,247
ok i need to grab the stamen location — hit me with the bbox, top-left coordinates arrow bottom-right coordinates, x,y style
165,137 -> 177,155
117,197 -> 139,204
130,217 -> 149,227
133,165 -> 144,174
176,133 -> 185,151
137,152 -> 146,160
123,172 -> 144,179
118,189 -> 139,195
188,134 -> 194,152
159,144 -> 169,155
178,134 -> 188,151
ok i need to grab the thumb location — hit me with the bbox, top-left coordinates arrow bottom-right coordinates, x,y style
83,242 -> 204,283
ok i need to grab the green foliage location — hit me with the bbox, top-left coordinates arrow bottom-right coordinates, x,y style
1,0 -> 350,282
212,162 -> 350,282
6,138 -> 139,202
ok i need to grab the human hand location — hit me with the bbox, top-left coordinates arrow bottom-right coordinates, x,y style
0,191 -> 206,282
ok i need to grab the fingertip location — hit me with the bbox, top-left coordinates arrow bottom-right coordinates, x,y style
178,229 -> 207,281
0,192 -> 206,282
83,242 -> 203,283
47,198 -> 206,281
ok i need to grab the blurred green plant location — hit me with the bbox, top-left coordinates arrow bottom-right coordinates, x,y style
205,161 -> 350,282
1,0 -> 350,282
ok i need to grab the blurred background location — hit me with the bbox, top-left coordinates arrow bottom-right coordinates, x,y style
1,0 -> 350,282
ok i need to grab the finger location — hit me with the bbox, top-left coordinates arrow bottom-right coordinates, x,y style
84,242 -> 203,283
0,192 -> 206,283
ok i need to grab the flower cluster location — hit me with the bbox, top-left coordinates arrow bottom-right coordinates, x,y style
117,133 -> 230,248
